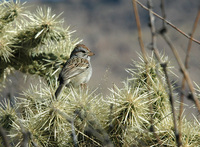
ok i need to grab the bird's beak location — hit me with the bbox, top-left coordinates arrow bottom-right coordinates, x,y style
88,51 -> 95,56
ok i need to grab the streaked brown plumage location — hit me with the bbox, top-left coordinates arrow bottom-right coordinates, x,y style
55,44 -> 94,98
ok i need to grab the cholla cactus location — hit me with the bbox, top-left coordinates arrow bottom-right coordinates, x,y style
5,81 -> 110,146
105,53 -> 200,146
105,53 -> 171,145
0,100 -> 17,132
127,53 -> 173,120
0,0 -> 81,86
1,1 -> 200,147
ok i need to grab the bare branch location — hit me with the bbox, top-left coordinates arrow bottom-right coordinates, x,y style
147,0 -> 161,63
185,9 -> 200,69
179,8 -> 200,145
161,62 -> 180,146
74,109 -> 114,147
136,0 -> 200,45
158,1 -> 181,146
132,0 -> 148,64
147,0 -> 163,145
161,33 -> 200,113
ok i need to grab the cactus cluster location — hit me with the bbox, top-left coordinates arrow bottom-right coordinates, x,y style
0,0 -> 80,86
0,0 -> 200,146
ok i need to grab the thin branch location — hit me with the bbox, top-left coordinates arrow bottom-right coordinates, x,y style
161,62 -> 180,146
157,0 -> 200,117
159,1 -> 181,146
147,0 -> 161,63
132,0 -> 148,64
185,9 -> 200,69
147,0 -> 163,145
57,108 -> 113,147
148,0 -> 180,145
136,0 -> 200,45
74,109 -> 114,147
161,33 -> 200,113
159,1 -> 200,143
160,0 -> 167,29
133,0 -> 164,145
179,8 -> 200,145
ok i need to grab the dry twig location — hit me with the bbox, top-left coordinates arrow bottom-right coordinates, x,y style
147,0 -> 163,145
136,0 -> 200,45
144,0 -> 200,118
159,1 -> 181,145
179,8 -> 200,145
161,33 -> 200,113
132,0 -> 148,63
132,0 -> 164,145
161,63 -> 180,146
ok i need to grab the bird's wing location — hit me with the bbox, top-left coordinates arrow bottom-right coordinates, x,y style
59,57 -> 89,83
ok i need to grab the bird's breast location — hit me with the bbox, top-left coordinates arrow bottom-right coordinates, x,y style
70,66 -> 92,87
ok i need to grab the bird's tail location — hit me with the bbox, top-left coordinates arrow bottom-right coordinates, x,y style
55,84 -> 65,99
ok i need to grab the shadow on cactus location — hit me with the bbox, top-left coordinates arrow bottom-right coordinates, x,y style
0,100 -> 17,132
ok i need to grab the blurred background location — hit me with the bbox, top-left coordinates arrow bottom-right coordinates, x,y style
1,0 -> 200,117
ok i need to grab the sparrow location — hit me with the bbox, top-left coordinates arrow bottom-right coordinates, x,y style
55,44 -> 94,98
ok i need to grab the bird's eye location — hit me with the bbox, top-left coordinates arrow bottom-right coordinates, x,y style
81,50 -> 86,53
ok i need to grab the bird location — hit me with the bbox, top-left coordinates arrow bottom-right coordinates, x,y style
55,44 -> 95,98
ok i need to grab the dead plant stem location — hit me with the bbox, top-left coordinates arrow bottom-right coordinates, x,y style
133,0 -> 162,144
161,34 -> 200,113
159,1 -> 181,146
136,0 -> 200,45
179,8 -> 200,145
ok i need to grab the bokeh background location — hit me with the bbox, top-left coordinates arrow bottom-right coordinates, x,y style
1,0 -> 200,117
